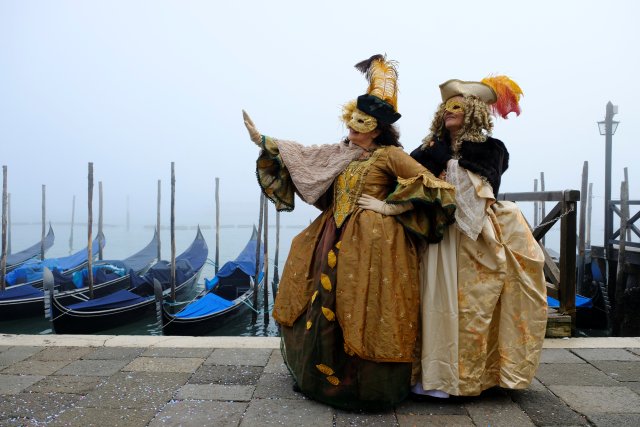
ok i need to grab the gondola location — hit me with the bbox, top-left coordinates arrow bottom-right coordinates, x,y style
157,228 -> 263,336
0,232 -> 105,320
46,227 -> 207,334
547,259 -> 610,330
5,225 -> 55,272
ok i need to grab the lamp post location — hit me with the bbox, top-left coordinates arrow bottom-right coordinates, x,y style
597,101 -> 619,252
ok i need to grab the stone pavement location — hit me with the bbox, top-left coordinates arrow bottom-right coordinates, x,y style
1,335 -> 640,426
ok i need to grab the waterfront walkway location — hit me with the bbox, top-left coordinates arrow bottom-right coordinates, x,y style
1,335 -> 640,426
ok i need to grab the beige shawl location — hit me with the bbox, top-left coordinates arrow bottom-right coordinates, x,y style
276,139 -> 364,204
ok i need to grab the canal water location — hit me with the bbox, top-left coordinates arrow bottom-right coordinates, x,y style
1,222 -> 302,337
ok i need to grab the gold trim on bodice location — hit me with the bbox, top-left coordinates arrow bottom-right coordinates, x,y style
333,149 -> 383,227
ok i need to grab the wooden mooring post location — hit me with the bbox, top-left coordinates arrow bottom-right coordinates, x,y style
1,166 -> 7,291
87,163 -> 94,299
215,177 -> 220,274
170,163 -> 176,302
156,180 -> 161,261
69,195 -> 75,255
98,182 -> 103,261
252,193 -> 265,325
263,196 -> 270,326
499,189 -> 579,336
41,185 -> 46,260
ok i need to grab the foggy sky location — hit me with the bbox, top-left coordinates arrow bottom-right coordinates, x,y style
1,0 -> 639,248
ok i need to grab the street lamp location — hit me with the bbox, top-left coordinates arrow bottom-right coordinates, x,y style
598,101 -> 619,249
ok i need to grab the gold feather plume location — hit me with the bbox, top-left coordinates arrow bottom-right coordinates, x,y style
481,75 -> 523,119
354,54 -> 399,110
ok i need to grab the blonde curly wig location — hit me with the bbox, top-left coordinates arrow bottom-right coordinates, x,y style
421,95 -> 494,152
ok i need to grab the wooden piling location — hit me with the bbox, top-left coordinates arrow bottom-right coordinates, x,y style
7,193 -> 11,255
272,210 -> 280,298
69,195 -> 75,255
534,179 -> 539,227
586,183 -> 593,249
623,168 -> 631,241
577,161 -> 588,294
540,172 -> 546,246
215,177 -> 220,274
613,179 -> 629,335
263,196 -> 269,325
41,185 -> 46,260
98,181 -> 103,261
87,163 -> 94,299
157,180 -> 161,261
1,166 -> 7,291
252,193 -> 265,325
170,163 -> 176,302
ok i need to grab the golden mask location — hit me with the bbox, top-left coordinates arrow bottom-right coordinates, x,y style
342,100 -> 378,133
444,99 -> 465,114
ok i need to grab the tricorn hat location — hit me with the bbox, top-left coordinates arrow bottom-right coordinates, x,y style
439,75 -> 523,119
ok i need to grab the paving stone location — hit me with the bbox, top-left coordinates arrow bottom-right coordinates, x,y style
189,364 -> 263,385
148,400 -> 247,427
0,345 -> 11,353
335,409 -> 398,426
241,398 -> 333,426
176,383 -> 254,401
589,360 -> 640,381
509,379 -> 589,426
206,348 -> 272,366
0,392 -> 81,425
29,346 -> 93,361
550,385 -> 640,414
142,347 -> 213,358
465,392 -> 535,427
0,346 -> 42,367
26,375 -> 104,394
124,356 -> 204,373
535,363 -> 619,386
0,374 -> 45,394
628,348 -> 640,356
397,414 -> 474,426
587,413 -> 640,426
394,397 -> 467,415
541,348 -> 586,363
54,358 -> 129,376
253,372 -> 305,399
1,359 -> 70,375
48,406 -> 157,427
83,346 -> 145,360
78,371 -> 190,410
626,381 -> 640,395
264,349 -> 289,374
572,348 -> 640,361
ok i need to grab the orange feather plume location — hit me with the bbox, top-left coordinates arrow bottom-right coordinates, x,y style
481,75 -> 523,119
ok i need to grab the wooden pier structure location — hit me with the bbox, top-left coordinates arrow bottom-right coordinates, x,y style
499,190 -> 579,337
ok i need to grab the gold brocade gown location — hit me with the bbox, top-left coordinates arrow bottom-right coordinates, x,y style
256,144 -> 455,410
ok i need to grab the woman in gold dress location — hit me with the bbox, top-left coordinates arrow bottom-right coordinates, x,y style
243,55 -> 456,410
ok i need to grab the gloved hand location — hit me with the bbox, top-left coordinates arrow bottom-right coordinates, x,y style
242,110 -> 262,146
357,194 -> 413,215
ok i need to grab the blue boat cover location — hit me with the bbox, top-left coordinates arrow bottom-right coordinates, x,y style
547,294 -> 593,309
64,230 -> 207,312
175,292 -> 234,318
4,234 -> 105,285
67,289 -> 147,311
205,230 -> 264,291
6,225 -> 55,268
52,232 -> 158,291
0,284 -> 44,301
